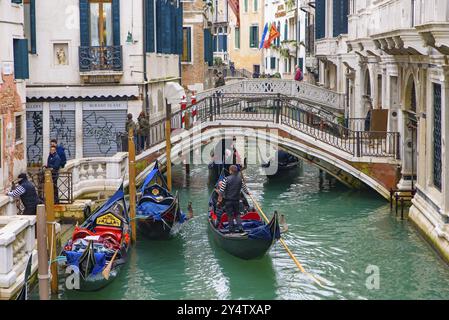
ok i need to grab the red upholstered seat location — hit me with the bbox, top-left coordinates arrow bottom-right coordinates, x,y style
241,211 -> 261,221
72,226 -> 122,243
94,226 -> 122,243
217,211 -> 261,228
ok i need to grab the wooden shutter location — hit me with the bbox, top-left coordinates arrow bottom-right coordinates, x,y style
30,0 -> 36,54
315,0 -> 325,40
145,0 -> 155,52
333,0 -> 348,37
13,39 -> 29,79
112,0 -> 121,46
79,0 -> 90,47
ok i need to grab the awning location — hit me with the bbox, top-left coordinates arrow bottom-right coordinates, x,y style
26,85 -> 140,100
164,82 -> 186,105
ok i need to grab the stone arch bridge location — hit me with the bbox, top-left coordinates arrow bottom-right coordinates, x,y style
134,80 -> 401,200
63,80 -> 402,201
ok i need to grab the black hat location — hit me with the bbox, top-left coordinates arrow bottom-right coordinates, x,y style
18,173 -> 28,181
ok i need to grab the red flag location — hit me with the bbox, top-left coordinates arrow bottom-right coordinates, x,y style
228,0 -> 240,27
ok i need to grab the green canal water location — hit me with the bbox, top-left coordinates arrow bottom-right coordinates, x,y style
53,162 -> 449,300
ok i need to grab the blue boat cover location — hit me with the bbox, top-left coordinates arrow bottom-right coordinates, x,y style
65,251 -> 106,276
137,201 -> 170,219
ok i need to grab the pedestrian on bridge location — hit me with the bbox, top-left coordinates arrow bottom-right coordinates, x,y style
294,65 -> 303,82
7,173 -> 39,216
50,139 -> 67,169
137,111 -> 150,153
45,145 -> 62,204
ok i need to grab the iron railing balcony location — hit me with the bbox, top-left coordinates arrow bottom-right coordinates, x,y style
79,46 -> 123,72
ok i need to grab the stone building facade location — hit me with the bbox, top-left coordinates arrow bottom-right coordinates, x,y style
316,0 -> 449,261
182,0 -> 213,93
0,0 -> 28,215
25,0 -> 184,166
228,0 -> 265,75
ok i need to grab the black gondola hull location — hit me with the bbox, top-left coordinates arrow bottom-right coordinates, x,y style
208,220 -> 275,259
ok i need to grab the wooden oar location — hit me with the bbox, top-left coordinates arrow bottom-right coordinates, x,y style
102,249 -> 119,280
242,173 -> 324,287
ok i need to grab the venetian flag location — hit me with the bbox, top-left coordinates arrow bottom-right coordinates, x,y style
264,23 -> 280,49
259,23 -> 269,49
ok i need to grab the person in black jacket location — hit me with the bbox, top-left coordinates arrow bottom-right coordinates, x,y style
45,145 -> 62,203
8,173 -> 39,215
218,165 -> 251,233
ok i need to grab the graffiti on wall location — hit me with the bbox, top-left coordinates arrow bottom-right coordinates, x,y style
27,111 -> 43,165
83,111 -> 122,156
50,110 -> 75,159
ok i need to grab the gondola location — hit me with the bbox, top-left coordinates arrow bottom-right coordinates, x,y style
61,183 -> 130,291
208,174 -> 280,260
136,162 -> 185,240
261,150 -> 299,177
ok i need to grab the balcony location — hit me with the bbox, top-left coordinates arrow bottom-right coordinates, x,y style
79,46 -> 123,83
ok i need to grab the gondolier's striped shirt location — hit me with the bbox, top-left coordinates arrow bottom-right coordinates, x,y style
8,185 -> 26,198
219,176 -> 250,196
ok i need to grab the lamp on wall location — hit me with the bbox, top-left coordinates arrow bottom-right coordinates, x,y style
126,31 -> 134,44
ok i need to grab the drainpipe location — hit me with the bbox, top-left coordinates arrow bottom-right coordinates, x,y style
142,0 -> 150,115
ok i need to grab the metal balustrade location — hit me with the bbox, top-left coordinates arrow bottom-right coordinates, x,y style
79,46 -> 123,72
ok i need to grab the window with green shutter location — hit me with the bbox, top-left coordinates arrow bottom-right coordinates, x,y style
13,39 -> 29,79
249,25 -> 258,48
11,0 -> 23,4
253,0 -> 258,11
244,0 -> 248,12
270,57 -> 276,69
235,27 -> 240,49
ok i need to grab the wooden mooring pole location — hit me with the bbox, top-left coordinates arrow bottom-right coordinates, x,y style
184,107 -> 191,175
128,128 -> 137,243
36,204 -> 49,300
43,169 -> 58,294
165,101 -> 172,191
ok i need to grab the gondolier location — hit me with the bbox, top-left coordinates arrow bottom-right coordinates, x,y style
218,165 -> 251,233
7,173 -> 39,216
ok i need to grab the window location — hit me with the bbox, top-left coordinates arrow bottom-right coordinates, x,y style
284,59 -> 288,73
15,115 -> 23,141
235,27 -> 240,49
270,57 -> 276,69
89,0 -> 113,46
253,0 -> 258,11
182,27 -> 192,62
244,0 -> 248,12
12,0 -> 22,4
249,25 -> 259,48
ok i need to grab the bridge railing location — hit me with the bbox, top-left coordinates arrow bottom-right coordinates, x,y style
185,93 -> 400,159
136,93 -> 399,160
196,79 -> 345,112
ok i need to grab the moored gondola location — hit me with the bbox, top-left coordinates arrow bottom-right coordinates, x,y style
136,162 -> 185,240
61,183 -> 130,291
261,150 -> 299,177
208,175 -> 280,260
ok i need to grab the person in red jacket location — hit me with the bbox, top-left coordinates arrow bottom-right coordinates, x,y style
294,65 -> 303,81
